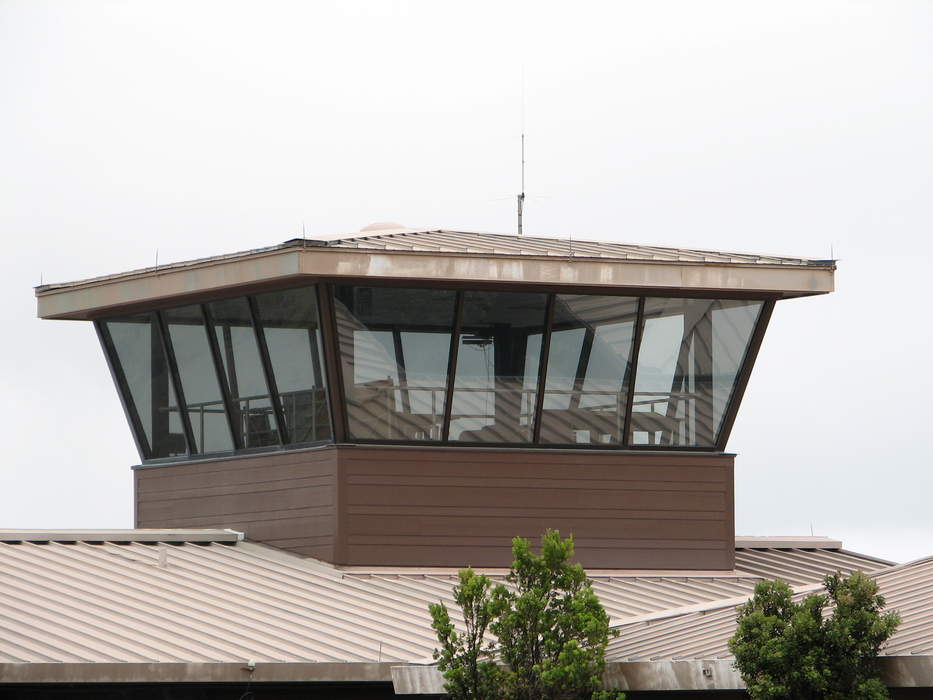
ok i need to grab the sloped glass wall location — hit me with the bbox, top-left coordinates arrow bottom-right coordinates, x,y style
99,283 -> 765,460
449,291 -> 548,443
100,285 -> 332,460
633,298 -> 763,447
100,313 -> 188,458
163,304 -> 235,454
253,287 -> 331,444
205,297 -> 280,449
538,295 -> 640,445
333,286 -> 456,440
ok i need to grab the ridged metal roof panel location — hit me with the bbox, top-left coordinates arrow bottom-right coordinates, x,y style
606,556 -> 933,661
34,230 -> 834,296
327,230 -> 833,267
0,532 -> 896,665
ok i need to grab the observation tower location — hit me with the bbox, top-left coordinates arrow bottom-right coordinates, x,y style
36,225 -> 835,570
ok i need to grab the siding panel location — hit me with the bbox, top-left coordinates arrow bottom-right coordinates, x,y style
338,446 -> 734,569
135,446 -> 339,562
134,445 -> 734,570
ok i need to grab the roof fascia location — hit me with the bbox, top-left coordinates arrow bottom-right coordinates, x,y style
0,529 -> 243,543
391,656 -> 933,694
0,662 -> 394,684
36,246 -> 833,320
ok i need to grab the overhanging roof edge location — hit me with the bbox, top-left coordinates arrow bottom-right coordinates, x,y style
0,662 -> 395,684
391,657 -> 933,694
36,244 -> 834,320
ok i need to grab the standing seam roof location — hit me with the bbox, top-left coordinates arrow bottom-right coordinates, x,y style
605,556 -> 933,662
0,534 -> 894,665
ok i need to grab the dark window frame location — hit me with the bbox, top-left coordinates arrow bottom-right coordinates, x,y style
246,295 -> 291,446
99,281 -> 775,462
154,310 -> 199,455
95,319 -> 153,460
200,302 -> 246,451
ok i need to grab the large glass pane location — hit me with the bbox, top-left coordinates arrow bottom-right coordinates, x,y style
711,300 -> 763,439
163,305 -> 234,453
632,298 -> 762,447
333,286 -> 456,440
450,291 -> 548,443
206,297 -> 280,449
104,314 -> 187,459
253,286 -> 332,444
538,295 -> 639,445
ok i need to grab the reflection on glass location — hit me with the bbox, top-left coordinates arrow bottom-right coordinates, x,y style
334,286 -> 456,440
104,314 -> 187,458
253,286 -> 332,443
538,295 -> 639,445
206,297 -> 280,448
450,291 -> 548,443
163,305 -> 234,453
711,301 -> 762,437
632,298 -> 762,447
101,286 -> 766,456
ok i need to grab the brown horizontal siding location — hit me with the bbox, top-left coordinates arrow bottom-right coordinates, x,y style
135,446 -> 339,562
133,445 -> 734,570
344,544 -> 733,571
337,446 -> 734,569
347,517 -> 727,540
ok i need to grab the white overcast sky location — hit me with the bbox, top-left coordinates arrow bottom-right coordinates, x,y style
2,1 -> 931,562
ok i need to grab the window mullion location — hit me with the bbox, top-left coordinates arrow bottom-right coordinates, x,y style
154,310 -> 198,455
201,304 -> 243,450
715,299 -> 775,450
532,294 -> 556,443
621,297 -> 646,448
248,295 -> 289,445
318,284 -> 349,442
441,291 -> 464,442
95,320 -> 151,460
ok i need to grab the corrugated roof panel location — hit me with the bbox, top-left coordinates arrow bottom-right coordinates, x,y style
734,547 -> 891,584
606,557 -> 933,662
0,533 -> 910,666
326,230 -> 831,267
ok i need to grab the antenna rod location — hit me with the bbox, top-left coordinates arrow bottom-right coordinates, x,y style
517,132 -> 525,236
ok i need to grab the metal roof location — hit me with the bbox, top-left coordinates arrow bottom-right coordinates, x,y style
605,555 -> 933,662
35,229 -> 834,296
321,229 -> 834,267
35,228 -> 836,320
0,530 -> 893,666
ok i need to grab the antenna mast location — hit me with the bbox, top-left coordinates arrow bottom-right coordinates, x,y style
517,133 -> 525,236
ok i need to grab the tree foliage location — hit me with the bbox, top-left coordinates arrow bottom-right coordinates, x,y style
429,530 -> 623,700
429,568 -> 505,700
729,571 -> 900,700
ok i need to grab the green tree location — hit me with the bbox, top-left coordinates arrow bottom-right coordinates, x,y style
491,530 -> 622,700
429,530 -> 623,700
729,571 -> 900,700
430,567 -> 505,700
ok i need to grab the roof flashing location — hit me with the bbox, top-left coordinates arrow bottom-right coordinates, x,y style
0,528 -> 244,544
35,230 -> 835,321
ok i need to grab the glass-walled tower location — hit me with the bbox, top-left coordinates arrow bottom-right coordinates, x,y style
37,226 -> 834,569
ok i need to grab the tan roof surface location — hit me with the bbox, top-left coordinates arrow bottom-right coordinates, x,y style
605,555 -> 933,662
733,546 -> 892,585
0,531 -> 892,665
324,230 -> 833,267
35,229 -> 833,295
36,229 -> 836,320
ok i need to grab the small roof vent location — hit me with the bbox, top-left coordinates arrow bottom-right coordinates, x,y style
360,222 -> 407,232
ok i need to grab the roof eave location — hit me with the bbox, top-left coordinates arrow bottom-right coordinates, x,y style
0,662 -> 395,684
391,656 -> 933,694
36,245 -> 834,321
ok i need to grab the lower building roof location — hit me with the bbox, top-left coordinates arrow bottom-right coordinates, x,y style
0,529 -> 893,670
605,553 -> 933,662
